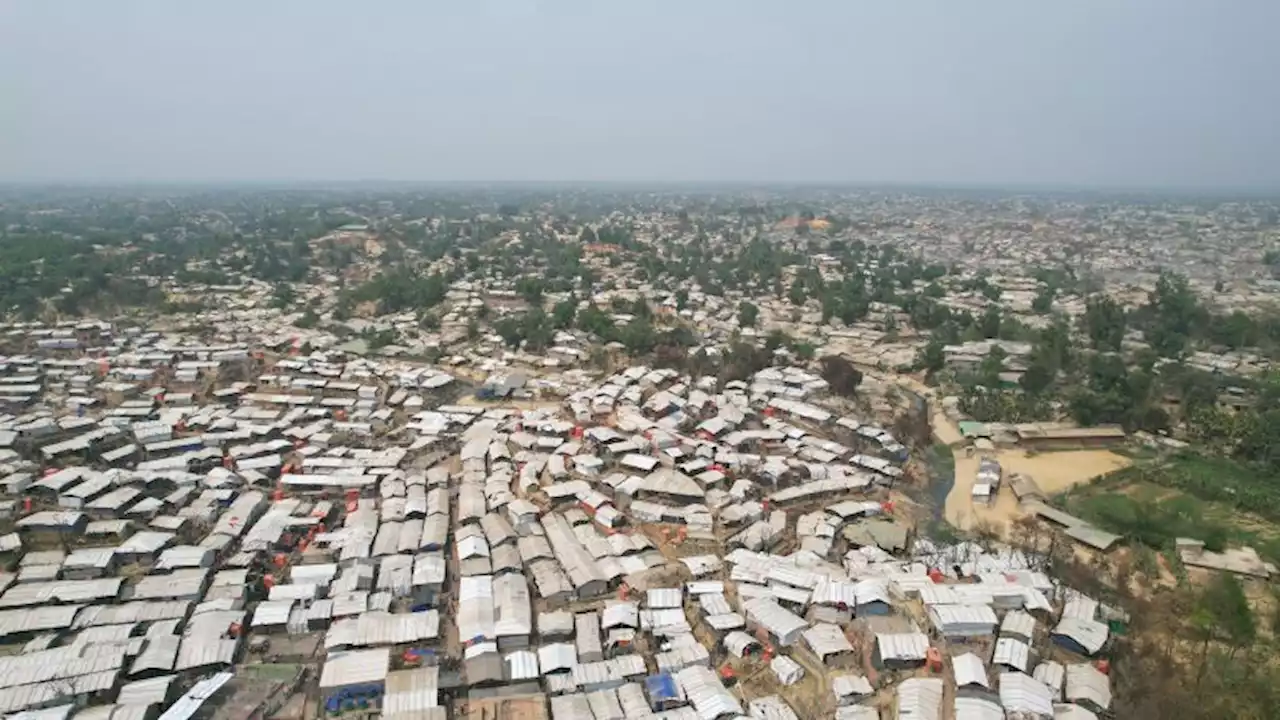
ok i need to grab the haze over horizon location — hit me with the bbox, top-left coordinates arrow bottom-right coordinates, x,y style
3,1 -> 1279,190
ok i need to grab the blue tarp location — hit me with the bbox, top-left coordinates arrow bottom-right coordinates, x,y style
645,672 -> 680,706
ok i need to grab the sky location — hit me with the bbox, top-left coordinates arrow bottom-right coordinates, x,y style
2,1 -> 1279,189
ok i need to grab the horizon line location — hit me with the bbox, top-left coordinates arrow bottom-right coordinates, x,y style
1,178 -> 1279,198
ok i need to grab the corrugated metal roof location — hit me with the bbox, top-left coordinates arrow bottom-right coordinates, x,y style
458,575 -> 496,642
252,600 -> 295,627
383,665 -> 439,716
324,610 -> 440,649
1000,610 -> 1036,639
549,693 -> 592,719
504,650 -> 540,681
928,604 -> 998,637
155,546 -> 212,571
1033,660 -> 1065,698
175,636 -> 238,671
876,632 -> 929,662
999,672 -> 1054,718
0,578 -> 122,607
897,677 -> 943,720
74,600 -> 190,628
601,602 -> 639,630
132,569 -> 209,600
1051,617 -> 1109,655
321,648 -> 391,689
156,671 -> 233,720
646,587 -> 683,609
538,642 -> 578,674
1052,705 -> 1099,720
993,637 -> 1030,672
951,652 -> 989,688
585,688 -> 624,720
748,695 -> 800,720
742,597 -> 806,644
953,696 -> 1003,720
131,634 -> 180,676
1065,662 -> 1111,710
117,531 -> 176,555
802,623 -> 855,660
675,665 -> 742,720
493,572 -> 532,638
117,674 -> 177,707
0,605 -> 80,638
835,706 -> 879,720
0,645 -> 127,690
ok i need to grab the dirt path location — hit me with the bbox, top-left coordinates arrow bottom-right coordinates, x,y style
944,447 -> 1131,533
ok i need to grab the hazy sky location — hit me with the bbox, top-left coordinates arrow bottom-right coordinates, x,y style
3,1 -> 1278,188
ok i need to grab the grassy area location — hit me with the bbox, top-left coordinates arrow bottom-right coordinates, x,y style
1062,453 -> 1280,563
927,442 -> 955,475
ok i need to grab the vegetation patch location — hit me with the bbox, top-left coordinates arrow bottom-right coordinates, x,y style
1062,454 -> 1280,562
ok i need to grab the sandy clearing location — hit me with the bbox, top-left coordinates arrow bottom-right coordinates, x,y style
945,447 -> 1131,532
932,412 -> 963,446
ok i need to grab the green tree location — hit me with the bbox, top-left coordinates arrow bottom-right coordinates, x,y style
272,283 -> 297,309
1084,295 -> 1126,351
738,301 -> 759,328
979,345 -> 1007,387
1031,285 -> 1056,314
551,296 -> 577,329
1143,271 -> 1206,357
1210,310 -> 1259,349
764,330 -> 790,354
787,279 -> 807,306
1201,573 -> 1256,653
921,339 -> 946,374
1019,353 -> 1055,395
980,306 -> 1002,339
619,318 -> 656,355
819,355 -> 863,396
1236,408 -> 1280,470
293,309 -> 318,329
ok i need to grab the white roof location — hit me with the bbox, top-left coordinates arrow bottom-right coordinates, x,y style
1034,660 -> 1066,698
993,637 -> 1031,672
999,672 -> 1054,718
383,666 -> 440,716
538,642 -> 578,674
320,648 -> 389,688
675,665 -> 742,720
928,604 -> 998,636
1052,617 -> 1109,654
952,652 -> 989,688
802,623 -> 855,660
1065,662 -> 1111,710
876,632 -> 929,662
1052,705 -> 1098,720
1000,610 -> 1037,638
953,696 -> 1003,720
646,588 -> 683,609
896,677 -> 943,720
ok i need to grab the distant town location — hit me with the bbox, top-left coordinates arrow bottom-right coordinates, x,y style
0,185 -> 1276,720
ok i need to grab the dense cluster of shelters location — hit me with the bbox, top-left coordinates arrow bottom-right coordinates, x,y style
0,328 -> 1116,719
